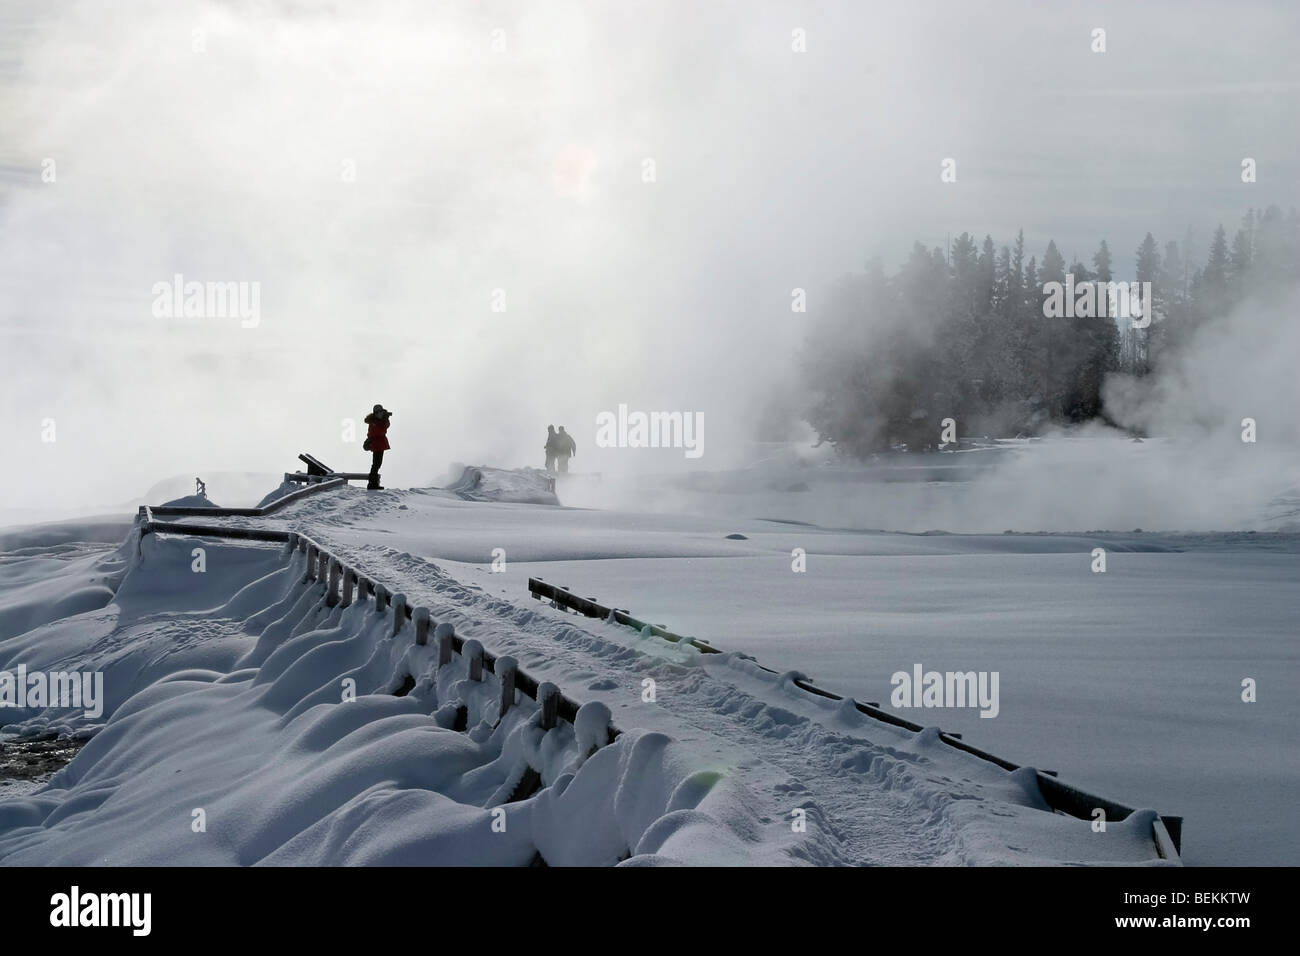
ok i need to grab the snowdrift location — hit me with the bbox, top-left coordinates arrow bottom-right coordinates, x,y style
140,472 -> 280,510
444,466 -> 559,505
0,533 -> 800,865
0,510 -> 1183,866
256,481 -> 300,509
0,516 -> 134,552
159,494 -> 220,509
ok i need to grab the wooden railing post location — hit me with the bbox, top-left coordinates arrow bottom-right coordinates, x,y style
577,701 -> 611,755
281,532 -> 299,559
340,568 -> 356,608
497,655 -> 517,717
326,559 -> 341,607
303,544 -> 317,582
413,607 -> 431,646
538,682 -> 559,730
463,639 -> 484,681
390,593 -> 408,635
435,622 -> 455,667
373,583 -> 389,613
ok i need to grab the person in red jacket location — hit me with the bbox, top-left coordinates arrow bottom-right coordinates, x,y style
364,404 -> 391,489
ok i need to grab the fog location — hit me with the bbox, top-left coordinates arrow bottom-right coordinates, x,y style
2,0 -> 1298,526
571,290 -> 1300,534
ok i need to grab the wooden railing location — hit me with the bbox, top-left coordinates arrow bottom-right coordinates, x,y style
140,476 -> 347,519
528,576 -> 1183,861
134,471 -> 1180,862
132,514 -> 614,747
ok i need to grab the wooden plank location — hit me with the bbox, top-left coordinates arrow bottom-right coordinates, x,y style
298,453 -> 334,476
527,578 -> 719,655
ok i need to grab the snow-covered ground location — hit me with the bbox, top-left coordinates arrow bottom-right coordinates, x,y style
479,549 -> 1298,867
3,456 -> 1293,866
287,481 -> 1299,866
0,483 -> 1187,866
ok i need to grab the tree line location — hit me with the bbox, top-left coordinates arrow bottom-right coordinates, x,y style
801,205 -> 1299,456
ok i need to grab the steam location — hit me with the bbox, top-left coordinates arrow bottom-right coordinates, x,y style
567,289 -> 1300,533
0,0 -> 814,508
2,0 -> 1297,528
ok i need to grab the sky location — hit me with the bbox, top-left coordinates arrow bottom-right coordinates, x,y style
1,0 -> 1298,510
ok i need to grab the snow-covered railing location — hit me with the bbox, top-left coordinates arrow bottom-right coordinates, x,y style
528,576 -> 1183,861
282,453 -> 371,484
284,531 -> 606,736
131,517 -> 616,750
283,471 -> 372,484
526,581 -> 723,656
139,476 -> 347,519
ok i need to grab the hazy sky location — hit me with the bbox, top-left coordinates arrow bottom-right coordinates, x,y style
2,0 -> 1298,510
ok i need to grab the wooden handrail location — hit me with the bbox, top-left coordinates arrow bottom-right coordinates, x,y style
133,517 -> 614,746
527,575 -> 1182,860
139,477 -> 347,519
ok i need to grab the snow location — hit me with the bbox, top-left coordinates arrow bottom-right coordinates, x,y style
444,466 -> 559,505
0,478 -> 1200,867
158,494 -> 219,509
143,473 -> 282,510
9,452 -> 1293,865
480,547 -> 1299,866
1,536 -> 768,865
0,540 -> 123,650
573,700 -> 612,754
256,481 -> 300,509
241,474 -> 1292,866
0,516 -> 134,551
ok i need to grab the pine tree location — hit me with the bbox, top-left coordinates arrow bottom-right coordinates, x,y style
978,236 -> 996,312
1228,212 -> 1254,304
1134,233 -> 1161,374
1039,240 -> 1067,285
1158,241 -> 1183,302
1135,233 -> 1160,283
989,244 -> 1019,405
993,245 -> 1012,314
1204,225 -> 1228,286
1037,241 -> 1067,418
1202,225 -> 1230,319
1007,229 -> 1025,315
1021,251 -> 1038,395
1151,240 -> 1184,366
1057,243 -> 1117,421
1092,239 -> 1113,282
